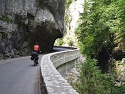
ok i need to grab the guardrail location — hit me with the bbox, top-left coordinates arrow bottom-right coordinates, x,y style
40,48 -> 80,94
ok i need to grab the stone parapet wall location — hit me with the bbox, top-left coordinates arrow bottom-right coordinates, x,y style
40,49 -> 80,94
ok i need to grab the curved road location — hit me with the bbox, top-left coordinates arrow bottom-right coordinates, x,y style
0,47 -> 72,94
0,55 -> 43,94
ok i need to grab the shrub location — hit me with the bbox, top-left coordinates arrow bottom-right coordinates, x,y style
68,40 -> 74,47
54,38 -> 64,46
73,58 -> 125,94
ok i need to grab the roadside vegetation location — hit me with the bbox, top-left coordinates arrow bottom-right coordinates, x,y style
73,58 -> 125,94
64,0 -> 125,94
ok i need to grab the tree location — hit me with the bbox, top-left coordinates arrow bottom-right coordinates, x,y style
75,0 -> 125,73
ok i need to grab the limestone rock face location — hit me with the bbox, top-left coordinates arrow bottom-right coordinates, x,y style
0,0 -> 65,59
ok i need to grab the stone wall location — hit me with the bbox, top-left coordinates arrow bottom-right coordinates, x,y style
40,49 -> 80,94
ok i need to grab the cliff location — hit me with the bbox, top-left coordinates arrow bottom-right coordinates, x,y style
0,0 -> 65,59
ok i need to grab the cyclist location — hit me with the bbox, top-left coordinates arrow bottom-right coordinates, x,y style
31,42 -> 41,64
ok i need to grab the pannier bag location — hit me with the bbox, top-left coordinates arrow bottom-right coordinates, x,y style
31,56 -> 34,60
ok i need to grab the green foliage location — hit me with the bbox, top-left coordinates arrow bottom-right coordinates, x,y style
68,39 -> 74,47
73,0 -> 125,93
75,0 -> 125,59
54,38 -> 64,46
65,0 -> 73,8
73,58 -> 125,94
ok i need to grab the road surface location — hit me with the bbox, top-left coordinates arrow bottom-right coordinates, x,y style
0,47 -> 73,94
0,55 -> 43,94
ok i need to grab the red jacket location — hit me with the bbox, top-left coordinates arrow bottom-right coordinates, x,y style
33,45 -> 39,51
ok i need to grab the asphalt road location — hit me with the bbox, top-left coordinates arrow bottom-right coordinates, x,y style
0,47 -> 73,94
0,55 -> 43,94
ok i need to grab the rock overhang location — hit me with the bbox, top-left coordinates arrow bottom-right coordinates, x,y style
0,0 -> 65,59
